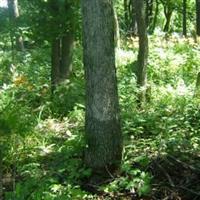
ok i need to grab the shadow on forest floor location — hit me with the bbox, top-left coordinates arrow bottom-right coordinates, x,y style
3,132 -> 200,200
149,152 -> 200,200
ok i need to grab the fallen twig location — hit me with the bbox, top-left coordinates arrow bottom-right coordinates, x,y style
154,160 -> 175,187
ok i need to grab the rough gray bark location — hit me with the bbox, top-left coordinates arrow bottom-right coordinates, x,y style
82,0 -> 122,173
7,0 -> 24,51
183,0 -> 187,36
196,0 -> 200,36
135,0 -> 148,104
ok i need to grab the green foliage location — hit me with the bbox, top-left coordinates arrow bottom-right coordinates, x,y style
20,0 -> 80,43
0,7 -> 9,33
0,12 -> 200,198
51,79 -> 84,117
102,156 -> 152,197
0,86 -> 35,136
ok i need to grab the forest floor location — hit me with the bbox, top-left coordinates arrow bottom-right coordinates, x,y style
1,35 -> 200,199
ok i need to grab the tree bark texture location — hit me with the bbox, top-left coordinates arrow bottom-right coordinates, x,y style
0,148 -> 3,200
124,0 -> 129,28
135,0 -> 148,104
163,3 -> 173,32
114,7 -> 121,48
195,72 -> 200,97
163,12 -> 172,32
196,0 -> 200,36
145,0 -> 154,28
131,0 -> 138,36
149,0 -> 159,34
82,0 -> 122,172
7,0 -> 24,51
51,39 -> 61,92
196,72 -> 200,89
183,0 -> 187,36
51,32 -> 74,92
60,33 -> 74,80
135,0 -> 148,85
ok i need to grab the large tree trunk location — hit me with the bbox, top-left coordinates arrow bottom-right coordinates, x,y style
7,0 -> 24,51
196,0 -> 200,36
82,0 -> 122,175
135,0 -> 148,104
183,0 -> 187,36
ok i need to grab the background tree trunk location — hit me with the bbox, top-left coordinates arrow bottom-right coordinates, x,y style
135,0 -> 148,104
51,39 -> 61,92
163,10 -> 172,32
0,148 -> 3,200
124,0 -> 129,29
183,0 -> 187,36
7,0 -> 24,51
145,0 -> 154,28
195,72 -> 200,97
131,0 -> 138,36
196,72 -> 200,88
196,0 -> 200,36
161,1 -> 174,33
149,0 -> 159,34
51,32 -> 74,92
82,0 -> 122,174
60,33 -> 74,81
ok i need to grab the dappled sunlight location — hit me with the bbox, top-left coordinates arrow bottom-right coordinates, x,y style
116,48 -> 136,66
1,0 -> 200,198
36,118 -> 73,138
0,0 -> 7,8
